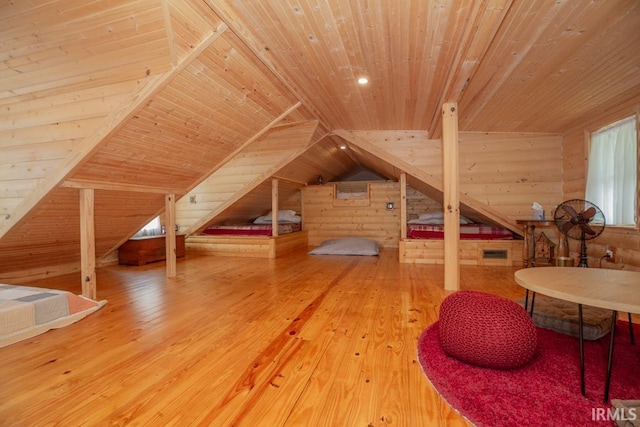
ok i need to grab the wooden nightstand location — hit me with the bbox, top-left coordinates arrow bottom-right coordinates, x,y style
118,234 -> 185,266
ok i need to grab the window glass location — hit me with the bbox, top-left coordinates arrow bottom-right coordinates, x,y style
135,216 -> 162,236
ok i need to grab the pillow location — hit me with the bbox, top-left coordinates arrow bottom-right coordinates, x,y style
264,210 -> 297,219
409,214 -> 472,225
408,218 -> 442,225
308,237 -> 379,256
418,212 -> 444,221
516,295 -> 612,340
253,215 -> 301,224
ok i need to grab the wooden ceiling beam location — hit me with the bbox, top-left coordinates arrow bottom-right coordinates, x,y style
61,179 -> 185,195
270,176 -> 308,186
203,0 -> 334,132
429,0 -> 514,138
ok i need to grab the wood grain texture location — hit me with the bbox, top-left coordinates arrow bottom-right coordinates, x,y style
400,239 -> 523,267
442,103 -> 460,291
1,0 -> 639,285
0,250 -> 536,426
186,231 -> 308,259
303,181 -> 401,247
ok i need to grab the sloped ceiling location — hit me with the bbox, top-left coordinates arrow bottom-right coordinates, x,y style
0,0 -> 639,279
213,0 -> 640,134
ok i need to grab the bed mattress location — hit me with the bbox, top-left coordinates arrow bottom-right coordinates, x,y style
202,223 -> 302,236
407,223 -> 513,240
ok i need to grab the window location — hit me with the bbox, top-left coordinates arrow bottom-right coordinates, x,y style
585,116 -> 638,226
135,216 -> 162,237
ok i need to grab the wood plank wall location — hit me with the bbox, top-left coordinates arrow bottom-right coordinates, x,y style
302,182 -> 401,248
562,98 -> 640,271
459,132 -> 564,220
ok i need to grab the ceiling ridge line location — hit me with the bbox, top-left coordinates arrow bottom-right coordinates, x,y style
202,0 -> 334,132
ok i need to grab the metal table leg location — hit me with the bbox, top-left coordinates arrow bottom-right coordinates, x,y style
529,292 -> 536,317
579,304 -> 585,396
604,310 -> 618,403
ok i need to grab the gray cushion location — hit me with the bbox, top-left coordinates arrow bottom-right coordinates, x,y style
308,237 -> 379,256
611,400 -> 640,427
516,295 -> 613,341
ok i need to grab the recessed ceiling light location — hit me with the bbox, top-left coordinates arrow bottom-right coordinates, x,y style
339,144 -> 347,150
357,77 -> 369,85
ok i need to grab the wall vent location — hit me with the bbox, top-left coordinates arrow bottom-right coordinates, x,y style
482,249 -> 508,259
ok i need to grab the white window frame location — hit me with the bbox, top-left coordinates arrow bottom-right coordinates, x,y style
585,115 -> 638,227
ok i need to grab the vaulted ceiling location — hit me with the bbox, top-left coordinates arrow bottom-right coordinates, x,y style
1,0 -> 639,280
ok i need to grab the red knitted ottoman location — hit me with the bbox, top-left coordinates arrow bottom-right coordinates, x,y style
439,291 -> 537,370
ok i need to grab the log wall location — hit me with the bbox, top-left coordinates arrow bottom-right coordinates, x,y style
302,182 -> 401,248
459,132 -> 564,220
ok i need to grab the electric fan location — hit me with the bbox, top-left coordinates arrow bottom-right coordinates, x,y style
553,199 -> 606,267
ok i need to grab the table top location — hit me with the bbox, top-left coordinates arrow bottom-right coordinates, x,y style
514,267 -> 640,314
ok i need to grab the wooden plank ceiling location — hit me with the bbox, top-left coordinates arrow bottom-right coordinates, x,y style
0,0 -> 639,280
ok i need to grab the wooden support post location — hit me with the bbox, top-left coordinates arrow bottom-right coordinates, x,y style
79,188 -> 96,299
400,172 -> 407,239
165,193 -> 177,278
272,179 -> 279,237
442,102 -> 460,291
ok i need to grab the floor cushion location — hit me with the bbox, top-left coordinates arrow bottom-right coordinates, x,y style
516,294 -> 612,341
439,290 -> 537,370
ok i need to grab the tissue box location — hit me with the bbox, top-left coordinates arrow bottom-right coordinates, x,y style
533,209 -> 545,220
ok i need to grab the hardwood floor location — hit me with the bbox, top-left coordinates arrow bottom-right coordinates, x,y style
0,249 -> 527,426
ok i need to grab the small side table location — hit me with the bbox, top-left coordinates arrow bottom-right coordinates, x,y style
516,219 -> 555,267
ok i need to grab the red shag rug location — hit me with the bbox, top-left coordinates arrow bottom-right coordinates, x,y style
417,320 -> 640,426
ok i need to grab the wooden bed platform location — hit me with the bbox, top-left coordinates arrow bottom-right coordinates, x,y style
399,238 -> 523,266
186,231 -> 308,259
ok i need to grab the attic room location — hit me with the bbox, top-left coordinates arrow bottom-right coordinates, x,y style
1,0 -> 639,425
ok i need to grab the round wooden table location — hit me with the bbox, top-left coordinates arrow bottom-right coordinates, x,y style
515,267 -> 640,402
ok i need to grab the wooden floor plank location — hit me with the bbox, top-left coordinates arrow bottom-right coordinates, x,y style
0,249 -> 535,426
